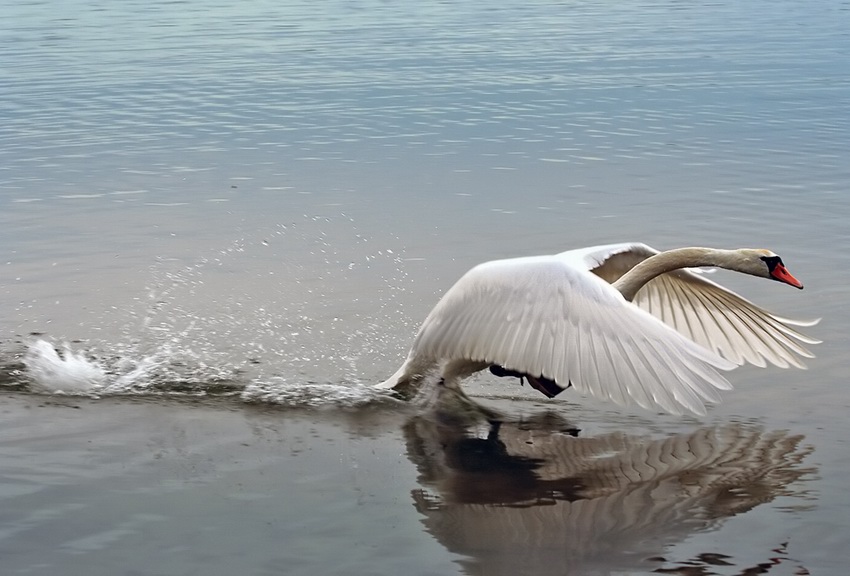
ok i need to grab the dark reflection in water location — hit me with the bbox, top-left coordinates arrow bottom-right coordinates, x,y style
404,406 -> 814,576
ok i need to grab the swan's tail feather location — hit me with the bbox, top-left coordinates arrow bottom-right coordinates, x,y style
376,361 -> 410,390
377,357 -> 430,400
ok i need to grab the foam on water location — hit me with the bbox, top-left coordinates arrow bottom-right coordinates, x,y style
23,339 -> 107,394
241,376 -> 396,408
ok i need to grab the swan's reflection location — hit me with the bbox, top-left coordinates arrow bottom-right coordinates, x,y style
404,408 -> 814,576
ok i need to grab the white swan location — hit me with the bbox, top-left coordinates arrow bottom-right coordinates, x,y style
378,243 -> 819,415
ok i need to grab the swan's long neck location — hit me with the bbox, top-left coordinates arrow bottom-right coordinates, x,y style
613,247 -> 738,302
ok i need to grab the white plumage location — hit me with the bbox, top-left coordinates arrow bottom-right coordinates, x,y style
379,242 -> 819,415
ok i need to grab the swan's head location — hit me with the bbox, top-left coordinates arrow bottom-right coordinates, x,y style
738,249 -> 804,289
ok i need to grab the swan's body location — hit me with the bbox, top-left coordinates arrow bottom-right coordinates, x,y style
378,243 -> 819,415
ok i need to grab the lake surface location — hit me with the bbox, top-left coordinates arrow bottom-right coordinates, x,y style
1,0 -> 849,574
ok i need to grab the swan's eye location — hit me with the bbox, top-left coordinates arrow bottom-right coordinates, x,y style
760,255 -> 783,272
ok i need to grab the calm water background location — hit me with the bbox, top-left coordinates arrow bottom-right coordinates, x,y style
1,0 -> 849,574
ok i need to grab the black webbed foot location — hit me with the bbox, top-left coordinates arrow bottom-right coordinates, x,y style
489,365 -> 567,398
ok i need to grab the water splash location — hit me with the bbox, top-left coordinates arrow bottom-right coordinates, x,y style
23,339 -> 106,394
105,216 -> 416,388
11,214 -> 418,406
19,337 -> 402,409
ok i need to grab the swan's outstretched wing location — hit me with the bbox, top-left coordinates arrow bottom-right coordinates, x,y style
412,255 -> 736,415
560,243 -> 820,369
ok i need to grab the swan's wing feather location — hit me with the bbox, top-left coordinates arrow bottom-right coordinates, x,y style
413,256 -> 735,415
634,270 -> 820,369
558,242 -> 820,368
557,242 -> 660,284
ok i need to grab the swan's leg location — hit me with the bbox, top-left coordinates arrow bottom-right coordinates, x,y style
525,375 -> 565,398
426,380 -> 495,424
489,365 -> 566,398
429,363 -> 503,424
487,419 -> 502,440
489,364 -> 525,380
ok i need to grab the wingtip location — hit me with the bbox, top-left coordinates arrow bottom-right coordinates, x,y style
771,315 -> 821,328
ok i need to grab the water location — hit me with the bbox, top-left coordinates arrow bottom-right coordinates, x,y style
1,0 -> 849,573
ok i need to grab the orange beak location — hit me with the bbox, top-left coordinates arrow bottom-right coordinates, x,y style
771,263 -> 804,289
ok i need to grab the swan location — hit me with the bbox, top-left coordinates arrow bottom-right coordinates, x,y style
377,242 -> 819,415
